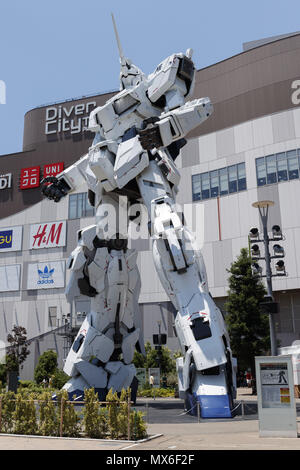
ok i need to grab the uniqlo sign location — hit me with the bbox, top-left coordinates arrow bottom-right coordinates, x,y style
43,162 -> 64,179
29,221 -> 66,249
20,166 -> 40,189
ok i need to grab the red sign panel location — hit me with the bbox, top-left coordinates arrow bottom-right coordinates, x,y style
43,162 -> 64,179
20,166 -> 40,189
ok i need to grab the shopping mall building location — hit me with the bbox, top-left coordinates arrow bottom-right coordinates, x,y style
1,32 -> 300,380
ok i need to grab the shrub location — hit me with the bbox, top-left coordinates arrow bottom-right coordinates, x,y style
0,391 -> 16,433
83,388 -> 108,439
50,369 -> 69,389
39,391 -> 58,436
56,390 -> 80,437
137,387 -> 175,398
130,409 -> 147,440
106,388 -> 119,439
117,388 -> 130,439
13,392 -> 37,435
18,380 -> 49,395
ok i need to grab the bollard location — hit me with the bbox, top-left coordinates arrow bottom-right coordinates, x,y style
241,400 -> 245,419
146,401 -> 149,423
0,396 -> 2,433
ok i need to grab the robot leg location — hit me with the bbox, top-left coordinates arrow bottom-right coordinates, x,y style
151,197 -> 236,417
137,164 -> 235,417
62,211 -> 144,400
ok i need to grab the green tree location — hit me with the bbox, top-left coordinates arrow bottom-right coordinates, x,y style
0,363 -> 6,385
132,350 -> 146,368
133,342 -> 177,376
225,248 -> 270,380
6,325 -> 30,373
34,350 -> 58,384
50,368 -> 70,389
144,342 -> 176,374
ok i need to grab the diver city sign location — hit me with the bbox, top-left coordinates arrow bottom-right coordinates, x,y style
44,101 -> 97,135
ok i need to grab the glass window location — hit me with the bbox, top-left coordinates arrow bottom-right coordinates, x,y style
228,165 -> 237,193
48,307 -> 57,328
237,163 -> 247,191
287,150 -> 299,180
276,153 -> 288,182
77,193 -> 84,218
191,162 -> 247,201
256,148 -> 300,187
201,172 -> 210,200
219,167 -> 229,195
192,174 -> 201,201
210,170 -> 219,198
256,157 -> 266,186
69,193 -> 95,219
266,155 -> 277,184
69,194 -> 78,219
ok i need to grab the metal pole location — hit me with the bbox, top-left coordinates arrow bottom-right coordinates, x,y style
60,397 -> 64,437
127,391 -> 131,441
197,401 -> 200,423
260,207 -> 277,356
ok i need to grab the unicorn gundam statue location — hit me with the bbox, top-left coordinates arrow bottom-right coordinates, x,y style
41,15 -> 236,418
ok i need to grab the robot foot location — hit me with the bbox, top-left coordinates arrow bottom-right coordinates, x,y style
61,376 -> 107,402
182,370 -> 234,419
59,362 -> 139,403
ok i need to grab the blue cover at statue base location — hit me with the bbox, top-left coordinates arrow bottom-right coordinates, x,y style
197,393 -> 232,418
186,392 -> 232,418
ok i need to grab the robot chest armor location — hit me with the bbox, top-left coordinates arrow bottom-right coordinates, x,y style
96,84 -> 160,140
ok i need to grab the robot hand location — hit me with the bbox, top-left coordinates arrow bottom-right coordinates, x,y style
41,176 -> 71,203
138,117 -> 163,150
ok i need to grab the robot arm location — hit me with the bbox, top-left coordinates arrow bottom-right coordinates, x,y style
138,97 -> 213,151
41,153 -> 90,202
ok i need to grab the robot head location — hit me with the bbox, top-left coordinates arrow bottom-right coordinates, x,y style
112,14 -> 145,90
119,57 -> 146,90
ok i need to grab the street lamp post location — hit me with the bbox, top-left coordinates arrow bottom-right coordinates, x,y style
251,201 -> 286,356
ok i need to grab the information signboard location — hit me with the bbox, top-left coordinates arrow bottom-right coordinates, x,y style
255,356 -> 297,437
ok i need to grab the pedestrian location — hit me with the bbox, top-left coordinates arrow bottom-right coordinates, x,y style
149,374 -> 155,400
246,370 -> 252,388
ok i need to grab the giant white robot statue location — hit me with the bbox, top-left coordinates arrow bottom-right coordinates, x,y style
42,15 -> 236,418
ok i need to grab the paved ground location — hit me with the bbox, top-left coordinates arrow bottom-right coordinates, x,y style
1,388 -> 300,450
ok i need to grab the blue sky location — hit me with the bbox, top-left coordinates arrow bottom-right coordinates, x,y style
0,0 -> 299,156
